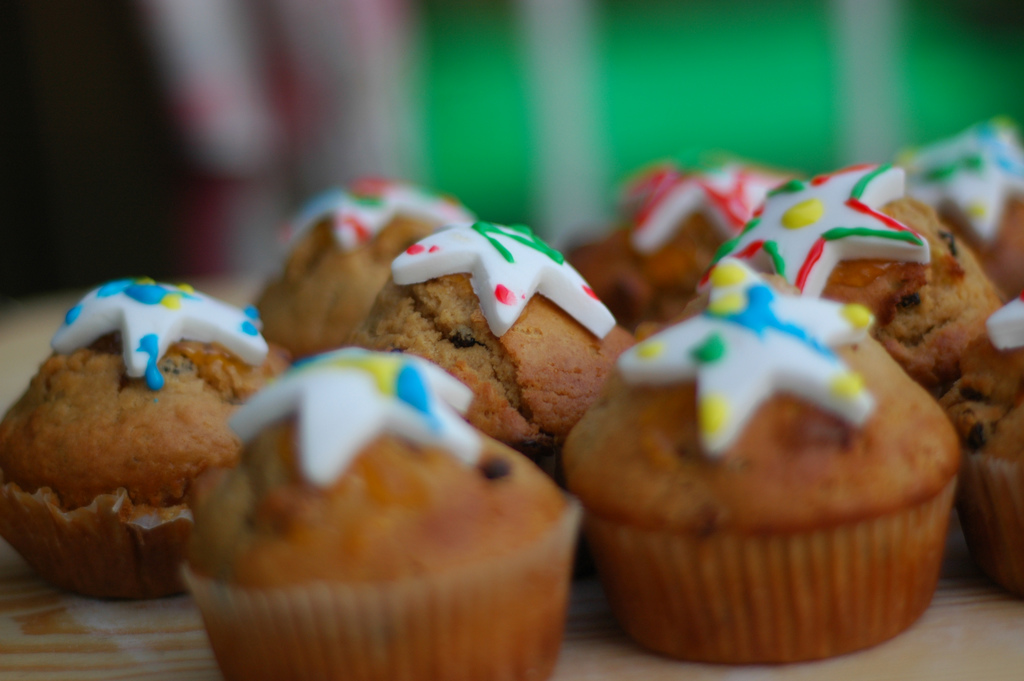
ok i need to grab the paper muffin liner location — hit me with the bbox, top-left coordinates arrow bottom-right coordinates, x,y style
0,471 -> 193,598
584,480 -> 956,664
183,500 -> 581,681
957,453 -> 1024,596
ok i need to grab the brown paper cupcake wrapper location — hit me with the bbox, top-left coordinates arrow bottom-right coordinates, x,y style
584,480 -> 956,664
957,453 -> 1024,596
0,471 -> 193,598
184,500 -> 581,681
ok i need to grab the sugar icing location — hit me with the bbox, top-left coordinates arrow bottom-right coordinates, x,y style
704,164 -> 930,297
392,221 -> 616,338
229,348 -> 480,486
620,259 -> 875,456
52,278 -> 269,390
987,291 -> 1024,350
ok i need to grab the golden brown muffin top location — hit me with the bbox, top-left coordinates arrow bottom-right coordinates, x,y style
257,216 -> 435,358
0,336 -> 289,510
564,330 -> 959,535
349,273 -> 634,460
188,424 -> 566,586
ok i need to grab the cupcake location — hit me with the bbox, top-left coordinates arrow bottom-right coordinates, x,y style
941,293 -> 1024,595
902,118 -> 1024,298
563,259 -> 960,663
348,220 -> 634,477
704,163 -> 1001,395
184,348 -> 578,681
0,278 -> 288,598
257,178 -> 475,358
568,156 -> 791,330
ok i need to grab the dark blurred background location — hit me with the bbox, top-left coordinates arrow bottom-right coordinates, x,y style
3,0 -> 1024,299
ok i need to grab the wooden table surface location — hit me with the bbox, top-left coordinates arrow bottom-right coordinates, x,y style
2,282 -> 1024,680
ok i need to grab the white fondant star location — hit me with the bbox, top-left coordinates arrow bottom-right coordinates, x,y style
623,161 -> 789,252
286,178 -> 475,251
904,119 -> 1024,244
230,348 -> 480,486
392,221 -> 616,338
705,164 -> 930,297
987,292 -> 1024,350
620,259 -> 875,456
52,278 -> 268,390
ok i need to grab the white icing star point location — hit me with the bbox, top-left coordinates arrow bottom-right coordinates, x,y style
987,293 -> 1024,350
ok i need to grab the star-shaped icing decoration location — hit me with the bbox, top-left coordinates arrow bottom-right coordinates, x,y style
52,278 -> 269,391
620,259 -> 875,456
285,177 -> 475,251
392,221 -> 616,338
986,292 -> 1024,350
622,160 -> 790,252
230,348 -> 481,486
704,164 -> 930,297
904,118 -> 1024,244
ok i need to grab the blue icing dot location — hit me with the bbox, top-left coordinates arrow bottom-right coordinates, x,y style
97,279 -> 134,298
64,304 -> 83,326
243,305 -> 260,320
241,320 -> 259,336
125,283 -> 170,306
396,365 -> 438,430
138,334 -> 165,390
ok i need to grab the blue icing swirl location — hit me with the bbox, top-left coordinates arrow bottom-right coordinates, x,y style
125,283 -> 168,306
98,279 -> 135,297
708,284 -> 835,359
138,333 -> 165,390
241,320 -> 259,336
64,304 -> 83,326
243,305 -> 260,320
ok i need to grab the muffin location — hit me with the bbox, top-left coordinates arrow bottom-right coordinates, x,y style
902,118 -> 1024,297
184,348 -> 578,681
563,259 -> 960,663
941,293 -> 1024,596
704,163 -> 1001,395
349,220 -> 634,477
257,178 -> 475,358
0,278 -> 288,598
568,156 -> 791,329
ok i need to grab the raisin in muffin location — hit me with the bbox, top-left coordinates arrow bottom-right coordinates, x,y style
0,278 -> 288,598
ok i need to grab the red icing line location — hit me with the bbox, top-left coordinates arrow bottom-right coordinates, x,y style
795,238 -> 826,292
495,284 -> 516,305
734,239 -> 765,259
845,198 -> 917,235
343,215 -> 371,243
810,163 -> 876,186
583,285 -> 599,300
428,245 -> 440,253
698,176 -> 749,230
629,168 -> 687,229
350,176 -> 393,196
406,243 -> 425,255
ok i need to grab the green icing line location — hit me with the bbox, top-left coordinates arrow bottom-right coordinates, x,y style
710,234 -> 741,266
739,216 -> 761,235
691,332 -> 726,364
821,226 -> 924,246
471,221 -> 565,264
849,163 -> 892,200
767,179 -> 804,197
922,154 -> 983,183
763,240 -> 785,276
351,194 -> 386,206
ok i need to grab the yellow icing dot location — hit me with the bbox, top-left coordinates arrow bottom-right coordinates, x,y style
323,356 -> 401,395
830,372 -> 865,400
781,198 -> 825,230
967,200 -> 988,218
636,340 -> 665,360
161,294 -> 182,310
841,303 -> 873,330
699,394 -> 729,436
177,283 -> 195,294
137,277 -> 156,285
709,261 -> 748,288
707,292 -> 745,317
